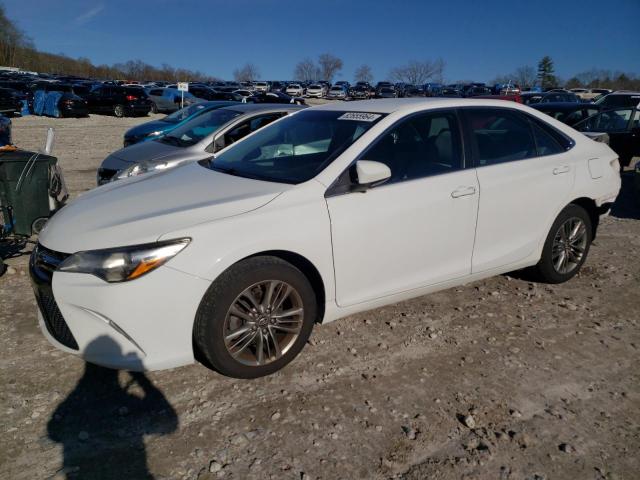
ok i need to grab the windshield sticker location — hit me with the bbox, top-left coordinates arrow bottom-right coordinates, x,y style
338,112 -> 381,122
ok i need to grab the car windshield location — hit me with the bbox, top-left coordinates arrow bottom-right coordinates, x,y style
205,110 -> 385,184
163,103 -> 210,123
575,108 -> 636,133
160,108 -> 242,147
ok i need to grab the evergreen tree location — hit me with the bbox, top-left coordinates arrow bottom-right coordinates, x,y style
537,56 -> 557,89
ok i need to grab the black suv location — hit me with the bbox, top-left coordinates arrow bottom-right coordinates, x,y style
0,88 -> 22,116
87,85 -> 152,117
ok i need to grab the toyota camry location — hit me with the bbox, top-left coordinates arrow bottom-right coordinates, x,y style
31,98 -> 621,378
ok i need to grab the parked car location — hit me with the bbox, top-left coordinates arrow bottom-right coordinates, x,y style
97,104 -> 304,184
573,107 -> 640,168
423,83 -> 443,97
232,89 -> 254,99
188,84 -> 219,101
253,81 -> 271,92
570,88 -> 612,101
521,91 -> 581,105
32,98 -> 620,378
594,91 -> 640,109
29,83 -> 88,117
0,88 -> 23,116
285,83 -> 305,97
377,87 -> 397,98
438,87 -> 462,97
531,102 -> 600,126
464,86 -> 492,97
122,101 -> 237,147
244,91 -> 305,105
146,87 -> 200,114
305,84 -> 326,98
87,85 -> 152,117
375,82 -> 393,97
354,81 -> 374,96
327,86 -> 348,100
403,84 -> 422,97
349,85 -> 371,100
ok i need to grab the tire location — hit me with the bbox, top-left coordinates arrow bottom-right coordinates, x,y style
532,204 -> 592,284
194,256 -> 317,378
113,104 -> 125,117
150,102 -> 158,114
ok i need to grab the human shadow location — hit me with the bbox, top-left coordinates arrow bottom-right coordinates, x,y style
47,336 -> 178,479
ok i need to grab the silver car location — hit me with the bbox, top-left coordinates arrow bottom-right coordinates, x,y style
145,87 -> 201,114
97,104 -> 305,184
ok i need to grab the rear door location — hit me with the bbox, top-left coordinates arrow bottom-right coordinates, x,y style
326,109 -> 479,306
462,107 -> 575,273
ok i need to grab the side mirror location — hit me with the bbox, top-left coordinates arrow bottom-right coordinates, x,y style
355,160 -> 391,188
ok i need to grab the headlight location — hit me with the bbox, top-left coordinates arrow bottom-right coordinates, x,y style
58,239 -> 190,282
115,160 -> 174,180
146,130 -> 163,138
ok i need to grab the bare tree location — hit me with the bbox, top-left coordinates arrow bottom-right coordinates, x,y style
354,64 -> 373,84
389,59 -> 445,85
513,66 -> 536,89
294,58 -> 320,82
233,63 -> 260,83
318,53 -> 343,82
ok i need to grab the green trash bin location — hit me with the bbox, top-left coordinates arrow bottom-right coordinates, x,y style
0,150 -> 58,237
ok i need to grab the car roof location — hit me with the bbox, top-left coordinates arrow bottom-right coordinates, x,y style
221,103 -> 306,114
311,97 -> 542,114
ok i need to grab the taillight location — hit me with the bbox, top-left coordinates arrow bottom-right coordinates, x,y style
126,95 -> 137,101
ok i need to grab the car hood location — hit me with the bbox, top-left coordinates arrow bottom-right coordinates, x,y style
39,161 -> 289,253
104,138 -> 203,169
125,119 -> 173,139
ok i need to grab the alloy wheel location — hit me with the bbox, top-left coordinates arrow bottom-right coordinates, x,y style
551,217 -> 588,274
223,280 -> 304,366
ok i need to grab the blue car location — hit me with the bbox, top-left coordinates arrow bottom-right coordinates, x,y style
122,101 -> 238,147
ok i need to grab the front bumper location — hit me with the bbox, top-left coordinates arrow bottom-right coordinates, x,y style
30,244 -> 211,371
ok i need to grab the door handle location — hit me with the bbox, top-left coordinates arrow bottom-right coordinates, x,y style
553,165 -> 570,175
451,186 -> 476,198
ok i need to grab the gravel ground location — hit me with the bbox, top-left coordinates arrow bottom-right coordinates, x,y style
1,112 -> 639,480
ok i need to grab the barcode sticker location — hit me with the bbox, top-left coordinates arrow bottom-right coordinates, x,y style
338,112 -> 381,122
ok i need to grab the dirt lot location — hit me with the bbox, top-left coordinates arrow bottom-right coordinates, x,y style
1,112 -> 639,480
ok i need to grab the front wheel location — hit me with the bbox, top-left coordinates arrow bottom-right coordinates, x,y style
194,256 -> 317,378
532,204 -> 592,284
150,102 -> 158,114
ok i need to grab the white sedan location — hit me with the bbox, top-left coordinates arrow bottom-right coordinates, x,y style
31,99 -> 621,378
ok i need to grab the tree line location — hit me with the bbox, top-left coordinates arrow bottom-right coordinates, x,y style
492,56 -> 640,91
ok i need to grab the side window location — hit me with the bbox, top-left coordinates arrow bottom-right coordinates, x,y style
249,113 -> 283,132
149,89 -> 162,96
362,110 -> 463,183
529,120 -> 564,156
465,108 -> 536,166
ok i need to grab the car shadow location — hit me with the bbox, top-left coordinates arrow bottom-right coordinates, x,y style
610,171 -> 640,220
47,336 -> 178,480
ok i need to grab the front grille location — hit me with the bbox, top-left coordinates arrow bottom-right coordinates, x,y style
36,287 -> 79,350
97,167 -> 118,185
29,244 -> 78,350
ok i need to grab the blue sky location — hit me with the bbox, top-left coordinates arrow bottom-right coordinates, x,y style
4,0 -> 639,82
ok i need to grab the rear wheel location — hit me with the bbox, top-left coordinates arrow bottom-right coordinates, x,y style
194,256 -> 317,378
150,102 -> 158,114
532,204 -> 592,283
113,104 -> 125,117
